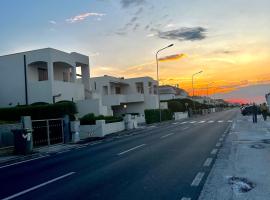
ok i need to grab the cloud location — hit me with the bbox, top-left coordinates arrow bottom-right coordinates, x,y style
66,12 -> 106,23
49,20 -> 57,25
158,27 -> 207,41
146,33 -> 155,37
159,53 -> 187,62
120,0 -> 146,8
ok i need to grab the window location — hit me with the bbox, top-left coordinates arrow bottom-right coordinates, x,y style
38,68 -> 48,81
136,82 -> 144,94
148,82 -> 152,94
115,87 -> 121,94
63,72 -> 69,82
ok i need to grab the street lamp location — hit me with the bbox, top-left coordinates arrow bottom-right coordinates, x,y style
156,44 -> 174,122
192,70 -> 203,112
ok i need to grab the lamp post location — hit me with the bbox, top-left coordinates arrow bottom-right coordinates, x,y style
156,44 -> 174,122
192,70 -> 203,112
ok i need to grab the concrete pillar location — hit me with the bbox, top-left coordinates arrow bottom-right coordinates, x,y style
81,64 -> 91,98
96,120 -> 105,137
47,61 -> 54,81
71,66 -> 76,83
70,121 -> 80,143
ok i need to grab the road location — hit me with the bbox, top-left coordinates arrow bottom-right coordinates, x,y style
0,109 -> 237,200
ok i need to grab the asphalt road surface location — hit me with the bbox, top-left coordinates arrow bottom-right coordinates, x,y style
0,109 -> 238,200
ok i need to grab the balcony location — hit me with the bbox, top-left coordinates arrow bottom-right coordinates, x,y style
102,94 -> 144,106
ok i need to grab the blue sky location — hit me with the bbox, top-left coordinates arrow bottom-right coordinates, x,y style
1,0 -> 270,103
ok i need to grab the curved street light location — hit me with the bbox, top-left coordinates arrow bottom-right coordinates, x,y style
156,44 -> 174,122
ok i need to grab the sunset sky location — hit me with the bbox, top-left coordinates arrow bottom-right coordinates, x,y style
0,0 -> 270,103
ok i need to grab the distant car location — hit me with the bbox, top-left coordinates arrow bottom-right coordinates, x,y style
241,105 -> 261,116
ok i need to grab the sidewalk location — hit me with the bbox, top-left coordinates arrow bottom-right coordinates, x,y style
199,113 -> 270,200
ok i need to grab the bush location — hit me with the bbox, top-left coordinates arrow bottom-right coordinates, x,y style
0,102 -> 77,121
80,113 -> 95,125
168,101 -> 185,112
80,114 -> 123,125
144,109 -> 173,124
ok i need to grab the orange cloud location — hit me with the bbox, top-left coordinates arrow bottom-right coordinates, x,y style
158,53 -> 186,62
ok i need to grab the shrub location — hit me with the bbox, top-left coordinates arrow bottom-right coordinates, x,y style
0,102 -> 77,121
80,113 -> 95,125
144,109 -> 173,124
168,101 -> 185,112
80,114 -> 123,125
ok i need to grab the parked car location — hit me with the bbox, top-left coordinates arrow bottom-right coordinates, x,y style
241,105 -> 261,116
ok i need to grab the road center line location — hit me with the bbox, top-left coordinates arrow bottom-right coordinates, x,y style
180,121 -> 188,124
191,172 -> 205,186
118,144 -> 146,156
211,149 -> 218,155
218,120 -> 224,123
208,120 -> 214,123
203,158 -> 213,167
189,121 -> 197,124
198,121 -> 205,123
160,132 -> 175,139
181,127 -> 189,130
216,142 -> 221,147
0,155 -> 49,169
181,197 -> 191,200
1,172 -> 76,200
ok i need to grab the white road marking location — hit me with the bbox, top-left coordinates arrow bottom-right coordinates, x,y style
203,158 -> 213,167
189,121 -> 197,124
216,142 -> 221,147
181,127 -> 189,130
56,149 -> 71,154
172,122 -> 179,125
218,120 -> 224,123
211,149 -> 218,155
148,125 -> 156,128
191,172 -> 205,186
219,138 -> 224,142
198,121 -> 205,123
0,155 -> 49,169
161,132 -> 175,139
181,198 -> 191,200
2,172 -> 75,200
118,144 -> 146,156
180,121 -> 188,124
207,120 -> 214,123
89,141 -> 102,146
227,120 -> 233,123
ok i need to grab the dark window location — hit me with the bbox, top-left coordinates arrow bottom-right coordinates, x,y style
38,68 -> 48,81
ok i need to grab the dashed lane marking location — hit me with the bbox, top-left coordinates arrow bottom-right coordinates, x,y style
161,133 -> 175,139
180,122 -> 188,124
181,198 -> 191,200
211,149 -> 218,155
203,158 -> 213,167
1,172 -> 76,200
181,127 -> 189,130
189,121 -> 197,124
198,121 -> 205,123
207,120 -> 214,123
118,144 -> 146,156
191,172 -> 205,186
216,142 -> 221,147
172,122 -> 179,125
218,120 -> 224,123
227,120 -> 233,123
219,138 -> 224,142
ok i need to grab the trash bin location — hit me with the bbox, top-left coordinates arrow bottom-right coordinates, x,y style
12,128 -> 33,155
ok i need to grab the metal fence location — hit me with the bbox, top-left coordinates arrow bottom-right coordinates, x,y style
32,118 -> 64,147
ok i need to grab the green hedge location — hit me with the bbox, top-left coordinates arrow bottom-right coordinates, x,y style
80,113 -> 123,125
144,109 -> 173,124
0,102 -> 77,121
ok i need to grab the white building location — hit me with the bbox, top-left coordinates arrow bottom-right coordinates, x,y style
87,75 -> 159,117
0,48 -> 90,107
159,85 -> 188,101
266,93 -> 270,105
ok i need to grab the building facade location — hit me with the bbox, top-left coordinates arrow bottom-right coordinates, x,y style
0,48 -> 90,107
159,85 -> 188,101
89,75 -> 159,117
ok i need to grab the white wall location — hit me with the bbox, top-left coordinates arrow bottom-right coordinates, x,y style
0,53 -> 26,107
28,81 -> 53,103
53,81 -> 84,102
76,99 -> 111,118
80,120 -> 125,138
